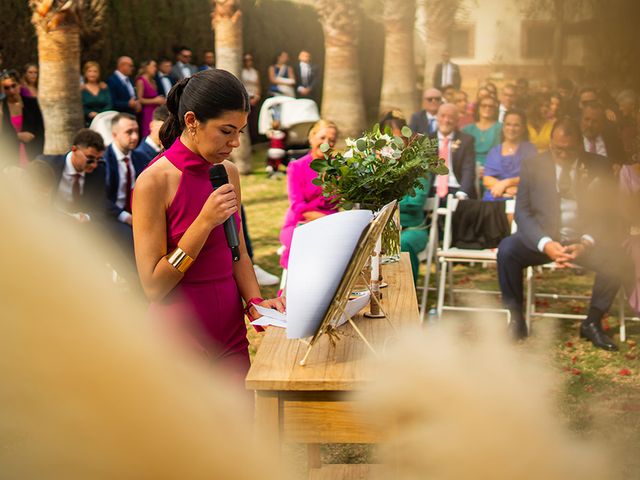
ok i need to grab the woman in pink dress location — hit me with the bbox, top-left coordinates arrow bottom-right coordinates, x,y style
1,71 -> 44,165
279,120 -> 339,268
132,69 -> 285,380
135,60 -> 165,137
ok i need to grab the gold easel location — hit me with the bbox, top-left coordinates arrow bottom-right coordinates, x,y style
299,201 -> 398,366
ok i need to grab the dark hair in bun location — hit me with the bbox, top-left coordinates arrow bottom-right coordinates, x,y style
159,69 -> 250,148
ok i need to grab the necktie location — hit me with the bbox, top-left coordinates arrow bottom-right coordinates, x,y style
589,139 -> 597,154
429,117 -> 436,134
558,165 -> 573,199
72,173 -> 81,204
123,157 -> 133,213
436,137 -> 450,198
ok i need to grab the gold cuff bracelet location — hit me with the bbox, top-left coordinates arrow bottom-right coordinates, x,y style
166,247 -> 194,274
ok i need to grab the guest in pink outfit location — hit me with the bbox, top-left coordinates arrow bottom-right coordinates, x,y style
1,71 -> 44,165
279,119 -> 339,268
132,69 -> 285,380
135,60 -> 165,137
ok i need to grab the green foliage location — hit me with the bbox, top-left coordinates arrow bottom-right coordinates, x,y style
310,124 -> 445,209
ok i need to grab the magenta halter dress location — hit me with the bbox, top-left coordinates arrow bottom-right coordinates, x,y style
146,139 -> 249,375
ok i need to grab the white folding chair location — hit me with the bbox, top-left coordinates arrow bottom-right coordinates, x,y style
418,197 -> 445,321
435,195 -> 515,320
525,266 -> 630,339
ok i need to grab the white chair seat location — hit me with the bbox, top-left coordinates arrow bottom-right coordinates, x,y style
437,248 -> 498,261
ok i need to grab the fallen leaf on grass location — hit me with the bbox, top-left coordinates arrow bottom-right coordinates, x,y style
627,339 -> 637,348
571,356 -> 578,364
625,353 -> 637,360
571,368 -> 582,376
619,368 -> 632,376
565,341 -> 574,348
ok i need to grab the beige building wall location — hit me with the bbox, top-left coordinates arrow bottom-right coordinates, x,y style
428,0 -> 591,93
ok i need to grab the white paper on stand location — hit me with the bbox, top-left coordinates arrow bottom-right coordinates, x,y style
285,209 -> 374,339
251,293 -> 371,331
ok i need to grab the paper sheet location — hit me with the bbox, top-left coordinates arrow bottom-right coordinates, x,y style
251,293 -> 371,330
285,209 -> 374,339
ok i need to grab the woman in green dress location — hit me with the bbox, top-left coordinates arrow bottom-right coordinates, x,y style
380,111 -> 431,283
81,61 -> 113,126
462,95 -> 501,170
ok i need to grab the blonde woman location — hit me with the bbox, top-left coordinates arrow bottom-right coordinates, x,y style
279,120 -> 339,268
81,61 -> 112,126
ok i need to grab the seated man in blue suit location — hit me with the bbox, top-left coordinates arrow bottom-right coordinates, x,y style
106,56 -> 141,116
497,117 -> 625,350
135,105 -> 169,167
104,113 -> 145,283
39,128 -> 106,222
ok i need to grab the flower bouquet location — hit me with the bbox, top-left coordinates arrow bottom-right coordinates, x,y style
310,123 -> 446,258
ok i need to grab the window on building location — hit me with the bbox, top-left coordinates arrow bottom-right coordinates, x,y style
522,21 -> 554,59
450,25 -> 475,58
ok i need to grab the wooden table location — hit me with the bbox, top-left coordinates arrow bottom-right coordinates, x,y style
246,254 -> 420,479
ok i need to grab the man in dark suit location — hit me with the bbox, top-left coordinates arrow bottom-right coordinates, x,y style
429,103 -> 477,200
497,118 -> 624,350
170,47 -> 198,83
432,51 -> 461,90
581,102 -> 626,167
134,105 -> 168,167
39,129 -> 106,221
103,113 -> 145,282
156,58 -> 175,97
106,56 -> 141,116
199,51 -> 215,71
409,88 -> 442,136
294,50 -> 320,103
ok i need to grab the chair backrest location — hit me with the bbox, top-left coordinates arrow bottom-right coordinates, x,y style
89,110 -> 119,147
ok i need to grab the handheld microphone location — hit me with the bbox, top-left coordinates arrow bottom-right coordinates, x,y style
209,164 -> 241,262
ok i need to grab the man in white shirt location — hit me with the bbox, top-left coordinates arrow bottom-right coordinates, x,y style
498,84 -> 516,123
134,106 -> 168,167
40,129 -> 106,222
103,114 -> 144,281
294,50 -> 319,102
106,57 -> 141,115
171,47 -> 198,83
580,102 -> 625,168
430,103 -> 477,201
156,58 -> 175,97
432,51 -> 461,90
409,88 -> 442,136
497,117 -> 623,349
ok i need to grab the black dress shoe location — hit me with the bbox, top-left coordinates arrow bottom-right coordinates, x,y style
508,317 -> 528,341
579,323 -> 618,351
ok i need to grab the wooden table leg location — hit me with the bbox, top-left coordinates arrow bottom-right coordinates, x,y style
255,390 -> 281,446
307,443 -> 322,471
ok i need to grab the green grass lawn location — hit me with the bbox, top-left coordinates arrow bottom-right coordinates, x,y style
241,146 -> 640,476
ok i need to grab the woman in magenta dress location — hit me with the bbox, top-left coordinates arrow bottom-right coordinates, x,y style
132,69 -> 285,380
279,119 -> 339,268
135,60 -> 165,137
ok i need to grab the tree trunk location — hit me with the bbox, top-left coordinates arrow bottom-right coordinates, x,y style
551,0 -> 565,85
37,25 -> 84,154
380,0 -> 418,118
423,0 -> 459,92
316,0 -> 366,139
212,0 -> 252,174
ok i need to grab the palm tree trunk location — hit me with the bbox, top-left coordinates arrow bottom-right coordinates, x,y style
423,0 -> 460,91
212,0 -> 252,175
316,0 -> 366,139
380,0 -> 418,118
36,24 -> 84,154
